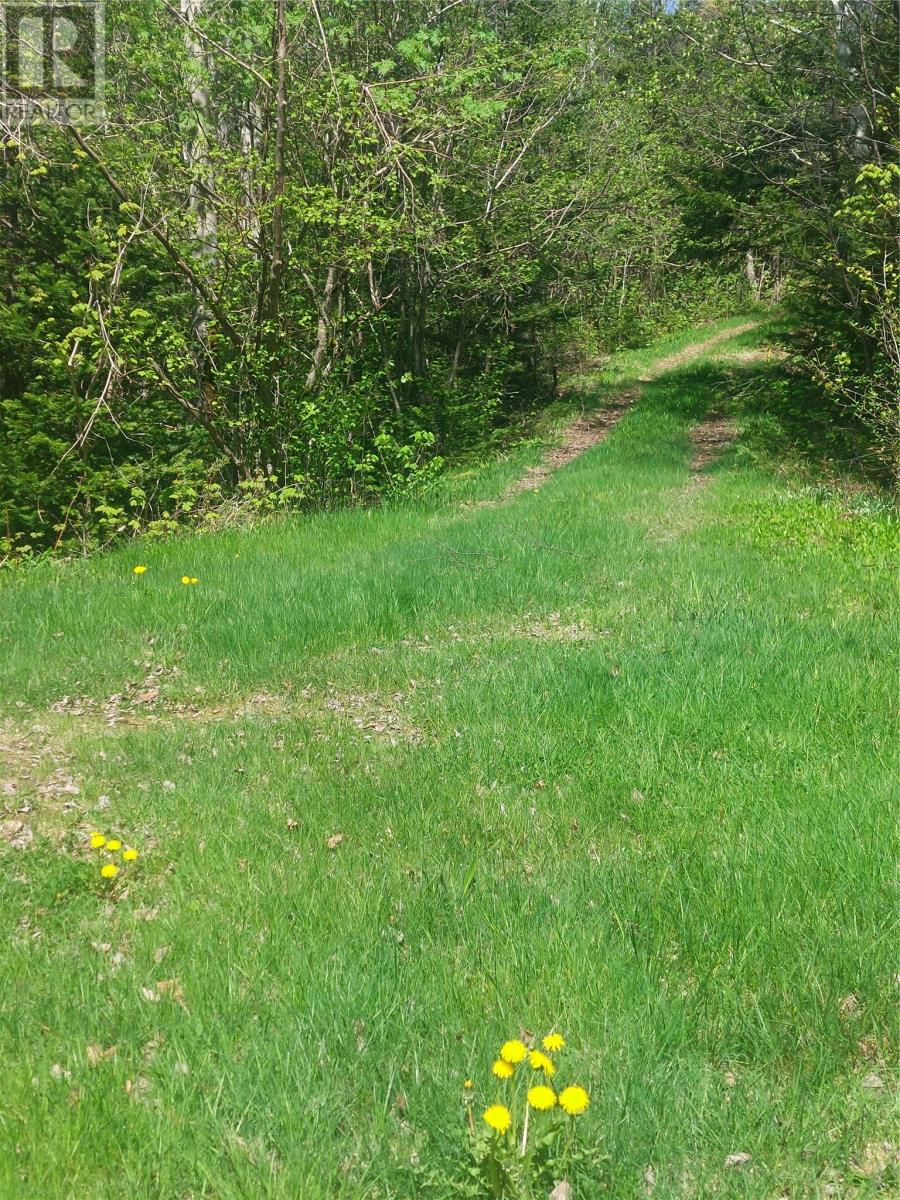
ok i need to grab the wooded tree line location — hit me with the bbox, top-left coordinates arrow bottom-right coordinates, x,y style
0,0 -> 896,555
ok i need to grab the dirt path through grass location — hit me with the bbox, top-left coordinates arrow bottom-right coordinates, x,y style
501,319 -> 761,499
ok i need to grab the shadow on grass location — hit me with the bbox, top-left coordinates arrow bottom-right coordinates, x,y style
617,353 -> 890,493
721,361 -> 888,488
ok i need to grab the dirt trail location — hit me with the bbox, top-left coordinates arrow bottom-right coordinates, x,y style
498,319 -> 760,500
686,414 -> 738,491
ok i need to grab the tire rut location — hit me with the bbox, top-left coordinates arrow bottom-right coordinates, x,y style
490,320 -> 760,503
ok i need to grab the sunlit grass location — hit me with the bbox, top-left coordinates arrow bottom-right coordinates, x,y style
0,318 -> 895,1198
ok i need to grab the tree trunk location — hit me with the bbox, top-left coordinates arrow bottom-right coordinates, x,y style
305,266 -> 342,389
267,0 -> 288,338
181,0 -> 217,343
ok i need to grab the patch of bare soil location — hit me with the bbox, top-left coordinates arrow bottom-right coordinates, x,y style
711,345 -> 786,368
0,720 -> 81,810
7,680 -> 421,771
1,682 -> 424,846
0,718 -> 84,848
167,685 -> 424,743
688,414 -> 738,479
506,611 -> 600,641
391,614 -> 604,650
494,320 -> 760,502
319,688 -> 424,744
503,385 -> 640,498
50,663 -> 180,727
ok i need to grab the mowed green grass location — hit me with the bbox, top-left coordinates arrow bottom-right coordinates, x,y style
1,318 -> 896,1199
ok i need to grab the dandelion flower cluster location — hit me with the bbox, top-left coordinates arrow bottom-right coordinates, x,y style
477,1031 -> 589,1140
89,830 -> 140,881
132,565 -> 202,584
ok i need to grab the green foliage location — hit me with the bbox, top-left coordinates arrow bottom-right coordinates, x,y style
723,356 -> 888,487
802,159 -> 900,462
6,0 -> 894,554
739,487 -> 897,570
653,0 -> 899,465
0,0 -> 758,558
415,1131 -> 605,1199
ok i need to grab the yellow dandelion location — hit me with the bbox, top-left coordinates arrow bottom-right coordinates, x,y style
528,1049 -> 556,1076
122,848 -> 138,861
492,1058 -> 515,1079
482,1104 -> 512,1135
89,833 -> 106,849
190,577 -> 198,584
558,1085 -> 590,1116
132,565 -> 147,575
527,1085 -> 557,1110
463,1078 -> 473,1090
543,1033 -> 565,1052
100,863 -> 119,879
181,576 -> 191,585
499,1039 -> 527,1064
105,839 -> 122,851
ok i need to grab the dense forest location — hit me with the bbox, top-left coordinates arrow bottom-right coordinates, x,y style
1,0 -> 896,556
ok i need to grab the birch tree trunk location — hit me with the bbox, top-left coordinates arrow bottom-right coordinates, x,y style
180,0 -> 218,343
266,0 -> 288,339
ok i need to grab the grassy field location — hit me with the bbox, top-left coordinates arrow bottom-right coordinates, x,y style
1,317 -> 896,1199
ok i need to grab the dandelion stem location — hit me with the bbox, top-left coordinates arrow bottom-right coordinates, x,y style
520,1101 -> 530,1156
